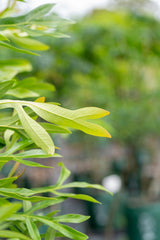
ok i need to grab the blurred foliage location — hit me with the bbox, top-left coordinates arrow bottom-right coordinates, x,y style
33,10 -> 160,145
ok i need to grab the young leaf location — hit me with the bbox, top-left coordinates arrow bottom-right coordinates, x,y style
15,104 -> 55,155
56,162 -> 71,186
25,102 -> 111,137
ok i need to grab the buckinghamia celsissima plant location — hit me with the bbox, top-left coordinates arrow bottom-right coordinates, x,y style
0,1 -> 111,239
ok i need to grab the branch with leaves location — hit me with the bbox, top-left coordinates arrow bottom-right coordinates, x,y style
0,2 -> 111,239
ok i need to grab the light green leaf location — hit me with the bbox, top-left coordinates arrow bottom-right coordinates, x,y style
57,181 -> 113,195
40,122 -> 71,134
0,80 -> 15,98
13,157 -> 53,168
0,59 -> 32,81
56,162 -> 71,186
45,227 -> 56,240
25,219 -> 41,240
16,77 -> 55,92
9,34 -> 49,51
16,149 -> 60,158
0,230 -> 32,240
22,215 -> 88,240
7,87 -> 39,98
0,33 -> 9,41
25,102 -> 111,137
15,104 -> 55,155
0,41 -> 39,55
0,203 -> 21,223
25,198 -> 66,214
53,192 -> 100,204
53,214 -> 90,223
73,107 -> 110,120
0,177 -> 17,187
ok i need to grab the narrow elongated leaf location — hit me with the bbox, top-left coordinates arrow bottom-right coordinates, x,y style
0,80 -> 15,98
25,219 -> 41,240
0,177 -> 17,187
15,104 -> 55,155
45,227 -> 56,240
40,123 -> 71,134
7,87 -> 39,98
53,192 -> 100,204
9,34 -> 49,51
0,203 -> 21,223
16,78 -> 55,92
25,198 -> 66,214
18,215 -> 88,240
0,4 -> 55,27
25,102 -> 111,137
16,149 -> 60,158
53,214 -> 90,223
0,59 -> 31,81
0,230 -> 31,240
56,162 -> 71,186
13,157 -> 53,168
57,181 -> 112,195
73,107 -> 110,120
0,41 -> 39,55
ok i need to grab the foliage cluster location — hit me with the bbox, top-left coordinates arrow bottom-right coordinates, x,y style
0,2 -> 111,239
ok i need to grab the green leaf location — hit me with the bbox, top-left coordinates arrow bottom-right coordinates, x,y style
57,181 -> 113,195
0,230 -> 32,240
56,162 -> 71,186
16,149 -> 60,158
0,59 -> 32,81
0,177 -> 17,187
0,33 -> 9,41
25,219 -> 41,240
0,41 -> 40,55
0,80 -> 15,98
9,34 -> 49,51
25,102 -> 111,137
16,77 -> 55,92
24,198 -> 66,214
53,214 -> 90,223
13,157 -> 53,168
21,215 -> 88,240
45,227 -> 56,240
53,192 -> 100,204
0,203 -> 21,223
7,87 -> 39,98
40,122 -> 71,134
15,104 -> 55,155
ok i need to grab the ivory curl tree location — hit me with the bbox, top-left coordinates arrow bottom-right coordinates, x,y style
0,1 -> 111,240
